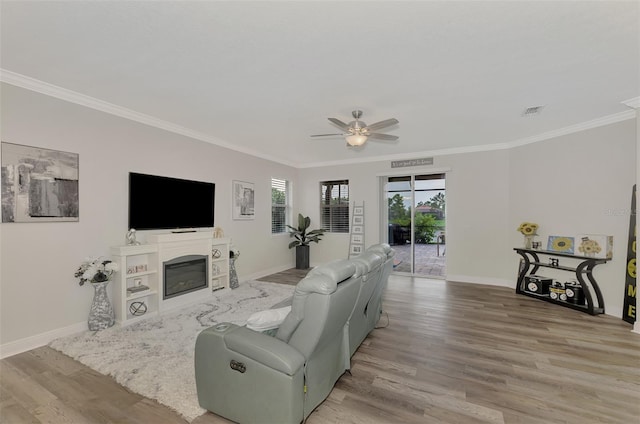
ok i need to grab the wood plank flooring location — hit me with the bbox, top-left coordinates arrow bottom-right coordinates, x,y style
256,267 -> 309,286
2,274 -> 639,423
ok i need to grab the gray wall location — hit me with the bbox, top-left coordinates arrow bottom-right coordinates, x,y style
298,120 -> 636,319
0,84 -> 298,353
1,81 -> 636,356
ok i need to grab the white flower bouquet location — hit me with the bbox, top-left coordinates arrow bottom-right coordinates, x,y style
75,257 -> 119,286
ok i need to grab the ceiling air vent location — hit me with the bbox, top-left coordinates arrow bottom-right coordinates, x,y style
522,105 -> 545,117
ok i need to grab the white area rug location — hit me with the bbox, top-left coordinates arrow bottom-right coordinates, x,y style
49,280 -> 294,422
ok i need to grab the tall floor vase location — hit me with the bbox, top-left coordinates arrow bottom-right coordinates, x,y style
229,257 -> 239,289
88,281 -> 115,331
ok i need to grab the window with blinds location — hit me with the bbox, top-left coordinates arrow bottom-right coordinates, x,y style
271,178 -> 290,234
320,180 -> 349,233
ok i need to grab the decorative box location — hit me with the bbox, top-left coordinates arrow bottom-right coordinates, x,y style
524,275 -> 553,295
564,281 -> 585,305
575,234 -> 613,259
549,282 -> 567,301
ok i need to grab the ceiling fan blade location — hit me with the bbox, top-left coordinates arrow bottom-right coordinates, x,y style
368,133 -> 399,141
310,133 -> 344,138
328,118 -> 352,131
364,118 -> 399,132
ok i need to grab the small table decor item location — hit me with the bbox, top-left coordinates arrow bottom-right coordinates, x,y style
547,236 -> 575,254
229,247 -> 240,289
576,234 -> 613,259
129,301 -> 147,316
126,228 -> 141,245
517,222 -> 538,249
213,226 -> 225,238
75,257 -> 118,330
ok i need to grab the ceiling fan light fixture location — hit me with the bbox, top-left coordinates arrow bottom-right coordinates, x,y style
345,134 -> 368,146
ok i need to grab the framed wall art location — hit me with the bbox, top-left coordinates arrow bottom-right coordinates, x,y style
547,235 -> 575,254
232,180 -> 255,220
1,142 -> 79,223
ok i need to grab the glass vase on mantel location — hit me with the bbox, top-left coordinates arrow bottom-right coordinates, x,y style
88,280 -> 115,331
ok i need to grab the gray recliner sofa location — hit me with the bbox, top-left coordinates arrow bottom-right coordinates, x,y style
366,243 -> 395,330
347,250 -> 385,355
194,243 -> 394,423
195,260 -> 362,424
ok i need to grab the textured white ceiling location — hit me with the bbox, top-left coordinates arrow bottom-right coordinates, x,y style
1,1 -> 638,167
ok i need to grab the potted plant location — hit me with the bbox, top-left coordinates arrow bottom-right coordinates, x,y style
287,213 -> 324,269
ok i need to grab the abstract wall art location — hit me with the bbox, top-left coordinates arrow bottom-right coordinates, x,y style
1,142 -> 79,222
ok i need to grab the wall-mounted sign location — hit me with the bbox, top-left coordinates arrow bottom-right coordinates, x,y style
623,184 -> 636,324
391,157 -> 433,168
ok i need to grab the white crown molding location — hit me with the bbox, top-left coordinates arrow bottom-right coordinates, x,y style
507,109 -> 637,149
299,142 -> 513,169
0,69 -> 298,168
622,96 -> 640,109
2,69 -> 636,170
303,109 -> 637,168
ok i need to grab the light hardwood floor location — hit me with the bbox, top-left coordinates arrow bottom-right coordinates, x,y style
1,274 -> 639,423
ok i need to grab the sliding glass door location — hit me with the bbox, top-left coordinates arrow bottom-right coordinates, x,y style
384,174 -> 446,278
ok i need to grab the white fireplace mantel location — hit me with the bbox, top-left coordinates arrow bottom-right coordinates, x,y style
147,232 -> 221,312
112,232 -> 231,326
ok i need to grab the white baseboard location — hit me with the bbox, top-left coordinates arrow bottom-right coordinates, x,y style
447,274 -> 514,288
0,321 -> 87,359
605,306 -> 623,320
1,264 -> 296,359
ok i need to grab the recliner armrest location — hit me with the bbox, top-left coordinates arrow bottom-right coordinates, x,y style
223,325 -> 305,376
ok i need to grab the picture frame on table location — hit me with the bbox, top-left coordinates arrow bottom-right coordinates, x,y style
547,235 -> 575,254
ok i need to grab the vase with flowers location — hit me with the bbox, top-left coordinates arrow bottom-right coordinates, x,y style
517,222 -> 539,249
75,258 -> 119,330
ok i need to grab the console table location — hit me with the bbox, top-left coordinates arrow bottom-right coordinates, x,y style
514,248 -> 607,315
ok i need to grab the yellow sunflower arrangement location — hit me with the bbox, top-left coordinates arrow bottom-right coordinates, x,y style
578,237 -> 601,256
517,222 -> 538,236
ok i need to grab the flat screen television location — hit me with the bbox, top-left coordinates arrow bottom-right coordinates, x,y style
128,172 -> 215,231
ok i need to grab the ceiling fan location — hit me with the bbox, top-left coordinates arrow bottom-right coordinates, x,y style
310,110 -> 399,146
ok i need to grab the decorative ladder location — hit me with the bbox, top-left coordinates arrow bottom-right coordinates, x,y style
348,202 -> 365,258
